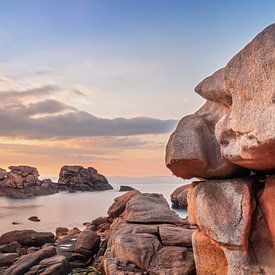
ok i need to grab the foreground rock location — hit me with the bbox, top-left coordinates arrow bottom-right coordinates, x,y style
165,23 -> 275,274
57,165 -> 113,192
0,166 -> 57,198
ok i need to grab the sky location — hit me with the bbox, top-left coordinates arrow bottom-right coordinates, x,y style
0,0 -> 274,177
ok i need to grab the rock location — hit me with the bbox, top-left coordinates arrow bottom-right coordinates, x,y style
119,185 -> 135,192
196,24 -> 275,171
149,246 -> 195,275
55,236 -> 77,261
0,166 -> 57,198
259,175 -> 275,241
57,165 -> 113,191
0,242 -> 21,253
0,168 -> 6,180
187,178 -> 255,248
0,253 -> 19,267
68,227 -> 81,236
159,224 -> 194,246
108,190 -> 140,219
75,229 -> 100,257
4,246 -> 56,274
112,233 -> 161,269
0,230 -> 54,246
192,230 -> 228,275
166,101 -> 247,179
104,258 -> 143,275
123,193 -> 184,224
28,216 -> 40,222
25,255 -> 69,275
55,227 -> 69,239
171,184 -> 190,208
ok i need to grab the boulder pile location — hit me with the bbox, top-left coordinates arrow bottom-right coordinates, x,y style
0,191 -> 196,274
57,165 -> 113,192
166,23 -> 275,274
0,166 -> 57,198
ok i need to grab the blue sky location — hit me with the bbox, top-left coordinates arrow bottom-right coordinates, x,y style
0,0 -> 273,176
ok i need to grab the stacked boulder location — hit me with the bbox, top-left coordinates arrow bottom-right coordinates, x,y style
57,165 -> 113,192
166,24 -> 275,274
0,166 -> 57,198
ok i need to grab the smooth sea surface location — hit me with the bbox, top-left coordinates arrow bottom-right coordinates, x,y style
0,177 -> 190,234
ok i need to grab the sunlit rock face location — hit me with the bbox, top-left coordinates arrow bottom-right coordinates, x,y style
196,24 -> 275,172
166,23 -> 275,177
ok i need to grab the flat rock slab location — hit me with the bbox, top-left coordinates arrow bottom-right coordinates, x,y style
123,193 -> 184,224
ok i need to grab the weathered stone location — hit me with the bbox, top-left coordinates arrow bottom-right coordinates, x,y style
55,227 -> 69,239
149,246 -> 194,275
0,253 -> 19,267
171,184 -> 190,208
0,230 -> 54,246
192,230 -> 228,275
0,242 -> 21,253
159,224 -> 194,246
187,178 -> 255,248
112,233 -> 160,269
4,246 -> 56,274
123,193 -> 184,224
119,185 -> 135,192
108,190 -> 140,219
75,229 -> 100,257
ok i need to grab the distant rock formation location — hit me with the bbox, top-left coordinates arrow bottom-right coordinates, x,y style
0,166 -> 57,198
57,165 -> 113,192
166,23 -> 275,274
170,184 -> 190,209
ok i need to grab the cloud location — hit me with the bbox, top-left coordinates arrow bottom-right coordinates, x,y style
0,100 -> 176,138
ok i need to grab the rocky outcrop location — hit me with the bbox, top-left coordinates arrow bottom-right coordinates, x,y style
171,184 -> 190,208
57,165 -> 113,192
166,23 -> 275,274
0,166 -> 57,198
103,192 -> 195,274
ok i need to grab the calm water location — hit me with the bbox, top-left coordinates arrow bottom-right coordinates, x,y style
0,177 -> 190,234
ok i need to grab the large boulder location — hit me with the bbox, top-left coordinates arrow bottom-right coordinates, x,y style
171,184 -> 190,208
196,24 -> 275,172
57,165 -> 113,191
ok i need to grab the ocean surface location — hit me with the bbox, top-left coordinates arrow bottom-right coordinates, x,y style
0,176 -> 190,234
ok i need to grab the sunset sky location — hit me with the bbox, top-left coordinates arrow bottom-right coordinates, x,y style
0,0 -> 274,177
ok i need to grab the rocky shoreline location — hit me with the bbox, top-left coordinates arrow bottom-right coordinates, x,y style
0,165 -> 112,198
0,190 -> 195,274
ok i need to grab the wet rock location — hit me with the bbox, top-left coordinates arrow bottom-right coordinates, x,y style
0,242 -> 21,253
28,216 -> 40,222
55,227 -> 69,239
0,230 -> 54,247
75,229 -> 100,257
68,227 -> 81,237
4,246 -> 56,274
123,193 -> 184,224
25,255 -> 69,275
57,165 -> 113,191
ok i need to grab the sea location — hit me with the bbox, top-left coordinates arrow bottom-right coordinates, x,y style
0,176 -> 191,234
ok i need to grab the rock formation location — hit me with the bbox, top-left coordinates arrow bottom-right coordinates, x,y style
57,165 -> 113,192
166,23 -> 275,274
0,166 -> 57,198
0,191 -> 196,274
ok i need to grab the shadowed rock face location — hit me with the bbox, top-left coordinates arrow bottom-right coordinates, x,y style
166,23 -> 275,178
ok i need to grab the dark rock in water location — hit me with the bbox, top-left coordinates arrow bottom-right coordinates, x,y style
55,227 -> 69,239
28,216 -> 41,222
0,166 -> 57,198
57,165 -> 113,192
0,230 -> 54,246
12,222 -> 21,225
119,185 -> 135,192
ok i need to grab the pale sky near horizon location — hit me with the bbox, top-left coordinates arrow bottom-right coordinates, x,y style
0,0 -> 274,177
